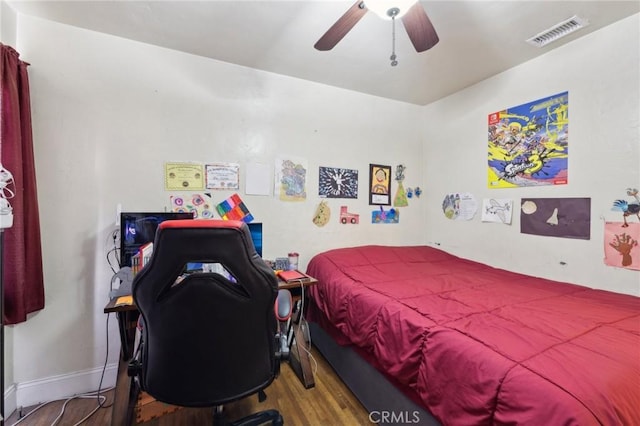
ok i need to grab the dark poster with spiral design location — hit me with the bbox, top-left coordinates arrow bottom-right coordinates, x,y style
318,167 -> 358,199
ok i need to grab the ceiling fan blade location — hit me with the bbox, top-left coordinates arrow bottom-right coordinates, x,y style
314,1 -> 367,51
402,2 -> 439,52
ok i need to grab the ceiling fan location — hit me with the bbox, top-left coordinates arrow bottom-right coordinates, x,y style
314,1 -> 439,54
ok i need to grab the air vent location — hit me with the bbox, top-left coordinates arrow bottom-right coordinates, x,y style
526,15 -> 589,48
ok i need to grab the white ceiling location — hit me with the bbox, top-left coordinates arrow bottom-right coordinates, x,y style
7,1 -> 640,105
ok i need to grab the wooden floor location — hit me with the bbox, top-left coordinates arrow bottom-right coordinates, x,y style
5,346 -> 372,425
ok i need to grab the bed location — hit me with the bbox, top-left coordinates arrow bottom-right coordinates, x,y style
305,245 -> 640,425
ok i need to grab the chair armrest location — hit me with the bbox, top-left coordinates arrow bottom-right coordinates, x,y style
274,289 -> 292,321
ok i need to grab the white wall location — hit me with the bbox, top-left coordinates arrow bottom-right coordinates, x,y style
7,13 -> 425,407
0,0 -> 17,410
0,0 -> 16,46
422,14 -> 640,296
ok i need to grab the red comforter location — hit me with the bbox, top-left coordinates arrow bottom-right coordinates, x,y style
306,245 -> 640,425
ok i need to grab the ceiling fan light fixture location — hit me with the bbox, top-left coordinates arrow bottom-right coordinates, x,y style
365,0 -> 417,20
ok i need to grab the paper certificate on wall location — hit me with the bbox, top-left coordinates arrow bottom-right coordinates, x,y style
165,162 -> 205,190
206,163 -> 239,190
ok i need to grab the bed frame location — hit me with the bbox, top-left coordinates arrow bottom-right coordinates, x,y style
309,321 -> 439,426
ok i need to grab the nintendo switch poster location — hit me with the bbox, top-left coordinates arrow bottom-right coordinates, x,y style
488,92 -> 568,188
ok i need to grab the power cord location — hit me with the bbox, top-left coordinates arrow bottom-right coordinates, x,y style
95,312 -> 113,410
106,228 -> 120,274
10,386 -> 114,426
10,311 -> 115,425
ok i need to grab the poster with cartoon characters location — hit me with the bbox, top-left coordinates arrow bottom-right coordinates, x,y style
488,92 -> 568,188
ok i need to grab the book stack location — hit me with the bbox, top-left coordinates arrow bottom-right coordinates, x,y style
132,242 -> 154,275
277,269 -> 309,283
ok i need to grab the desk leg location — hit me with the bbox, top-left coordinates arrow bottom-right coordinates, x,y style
289,323 -> 315,389
288,299 -> 315,389
111,351 -> 137,426
116,313 -> 129,361
117,311 -> 139,361
111,310 -> 140,425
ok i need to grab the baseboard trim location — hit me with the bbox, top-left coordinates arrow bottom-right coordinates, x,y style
3,383 -> 16,420
4,363 -> 118,418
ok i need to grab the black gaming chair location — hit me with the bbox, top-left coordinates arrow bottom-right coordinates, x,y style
129,219 -> 286,425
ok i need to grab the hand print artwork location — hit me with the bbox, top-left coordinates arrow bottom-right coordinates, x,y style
610,233 -> 638,267
604,222 -> 640,270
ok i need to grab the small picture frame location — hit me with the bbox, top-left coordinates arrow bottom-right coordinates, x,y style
369,164 -> 391,205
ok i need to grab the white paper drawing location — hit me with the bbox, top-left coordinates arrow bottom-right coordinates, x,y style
482,198 -> 513,224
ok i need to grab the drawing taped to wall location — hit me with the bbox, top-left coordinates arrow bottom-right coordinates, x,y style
520,197 -> 590,240
481,198 -> 513,224
442,192 -> 477,221
170,193 -> 213,219
313,201 -> 331,227
372,206 -> 398,224
611,188 -> 640,228
276,158 -> 307,201
216,193 -> 254,222
369,164 -> 391,206
488,92 -> 568,188
318,167 -> 358,199
604,222 -> 639,270
393,164 -> 409,207
340,206 -> 359,224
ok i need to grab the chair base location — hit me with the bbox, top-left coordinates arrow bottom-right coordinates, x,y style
214,407 -> 283,426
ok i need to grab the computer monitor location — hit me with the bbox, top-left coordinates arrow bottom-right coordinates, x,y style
181,222 -> 263,275
247,222 -> 263,257
119,211 -> 193,267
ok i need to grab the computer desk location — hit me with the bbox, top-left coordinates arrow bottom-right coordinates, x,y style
103,296 -> 140,425
103,274 -> 318,425
275,275 -> 318,389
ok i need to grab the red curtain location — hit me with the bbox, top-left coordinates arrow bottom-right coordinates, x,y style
1,44 -> 44,325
